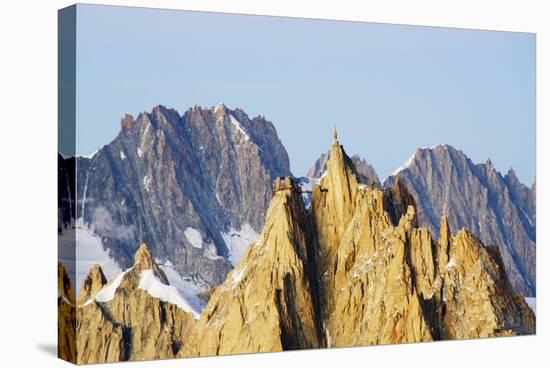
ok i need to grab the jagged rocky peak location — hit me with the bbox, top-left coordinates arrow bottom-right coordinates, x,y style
390,144 -> 457,177
441,228 -> 535,338
306,129 -> 380,186
350,154 -> 381,186
76,244 -> 197,364
77,264 -> 107,305
134,243 -> 155,268
133,243 -> 169,284
310,131 -> 534,346
506,167 -> 519,182
504,167 -> 536,223
212,102 -> 227,114
181,181 -> 321,356
120,113 -> 135,130
306,151 -> 328,178
311,133 -> 436,345
384,144 -> 536,297
310,129 -> 359,269
320,128 -> 359,198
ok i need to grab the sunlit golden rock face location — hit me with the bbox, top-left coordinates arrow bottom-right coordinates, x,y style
75,244 -> 196,364
58,262 -> 76,363
310,135 -> 534,346
311,136 -> 436,346
440,227 -> 536,339
180,187 -> 321,357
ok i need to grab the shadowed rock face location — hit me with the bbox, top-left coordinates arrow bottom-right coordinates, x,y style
57,154 -> 75,234
181,134 -> 534,356
75,244 -> 197,364
68,104 -> 291,286
384,145 -> 536,296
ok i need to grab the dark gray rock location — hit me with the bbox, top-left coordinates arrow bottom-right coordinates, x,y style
58,154 -> 76,233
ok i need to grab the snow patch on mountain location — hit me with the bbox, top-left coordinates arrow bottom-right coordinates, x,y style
78,149 -> 99,159
184,227 -> 203,249
229,114 -> 250,141
519,207 -> 534,227
58,288 -> 73,306
391,151 -> 417,176
230,265 -> 247,287
59,223 -> 123,296
158,260 -> 207,316
142,175 -> 152,192
221,223 -> 258,265
138,269 -> 201,318
90,269 -> 129,304
213,102 -> 225,114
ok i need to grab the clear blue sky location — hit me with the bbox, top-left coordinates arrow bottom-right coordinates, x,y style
75,4 -> 535,184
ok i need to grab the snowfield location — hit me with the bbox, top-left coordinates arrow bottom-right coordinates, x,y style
229,114 -> 250,141
138,269 -> 201,319
58,222 -> 122,296
158,260 -> 207,316
85,269 -> 129,305
221,223 -> 259,265
184,227 -> 203,249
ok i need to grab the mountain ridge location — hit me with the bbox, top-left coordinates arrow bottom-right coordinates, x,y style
75,244 -> 197,364
383,144 -> 536,296
60,103 -> 292,290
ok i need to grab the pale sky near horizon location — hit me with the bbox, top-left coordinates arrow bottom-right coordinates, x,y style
73,4 -> 536,184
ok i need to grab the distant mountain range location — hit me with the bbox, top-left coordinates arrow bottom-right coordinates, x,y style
58,104 -> 536,300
